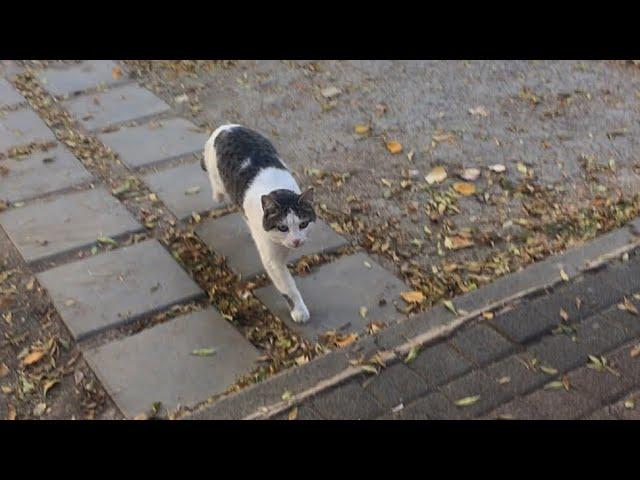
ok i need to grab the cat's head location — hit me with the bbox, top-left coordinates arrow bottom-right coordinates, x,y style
261,187 -> 316,249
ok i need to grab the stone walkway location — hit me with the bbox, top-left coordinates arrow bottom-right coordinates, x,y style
3,60 -> 640,420
190,248 -> 640,420
1,61 -> 412,418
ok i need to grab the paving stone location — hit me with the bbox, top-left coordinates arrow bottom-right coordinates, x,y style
483,354 -> 548,397
63,84 -> 170,131
37,239 -> 203,340
273,405 -> 326,420
488,300 -> 555,344
450,323 -> 516,366
84,307 -> 258,418
0,108 -> 56,152
607,257 -> 640,295
568,363 -> 635,407
98,117 -> 208,169
36,60 -> 126,97
559,228 -> 636,273
406,342 -> 472,388
374,305 -> 453,351
253,253 -> 407,341
397,391 -> 467,420
440,369 -> 514,417
142,161 -> 221,219
0,77 -> 25,108
607,391 -> 640,420
585,407 -> 620,420
188,349 -> 351,420
309,382 -> 383,420
0,143 -> 91,203
567,270 -> 627,313
527,315 -> 627,373
483,397 -> 541,420
197,212 -> 348,279
514,385 -> 599,419
361,362 -> 429,410
0,188 -> 142,263
601,304 -> 640,337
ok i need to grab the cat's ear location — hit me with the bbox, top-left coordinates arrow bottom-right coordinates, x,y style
261,194 -> 278,211
298,187 -> 314,205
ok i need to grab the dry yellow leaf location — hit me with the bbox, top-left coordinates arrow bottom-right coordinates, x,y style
386,141 -> 403,154
425,166 -> 447,184
335,333 -> 359,348
401,291 -> 425,304
112,66 -> 122,80
22,350 -> 45,366
453,182 -> 476,196
630,345 -> 640,358
354,124 -> 370,134
482,311 -> 494,320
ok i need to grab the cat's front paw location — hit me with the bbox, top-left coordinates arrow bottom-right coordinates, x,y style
290,304 -> 310,323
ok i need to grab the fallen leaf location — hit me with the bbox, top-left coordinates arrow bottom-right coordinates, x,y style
386,141 -> 403,154
561,375 -> 571,391
191,348 -> 217,357
359,306 -> 368,319
0,362 -> 9,378
560,268 -> 569,282
455,395 -> 480,406
22,350 -> 45,366
516,163 -> 528,175
185,186 -> 201,195
281,390 -> 293,401
43,379 -> 59,397
453,182 -> 476,196
112,66 -> 122,80
97,236 -> 117,246
498,376 -> 511,385
624,398 -> 636,409
468,105 -> 489,117
443,300 -> 457,315
401,291 -> 425,304
618,297 -> 639,315
445,235 -> 474,250
174,94 -> 189,104
559,308 -> 569,322
461,168 -> 481,181
354,124 -> 369,135
363,261 -> 372,269
32,403 -> 47,417
544,381 -> 565,390
335,333 -> 359,348
321,86 -> 341,98
7,404 -> 16,420
404,346 -> 419,364
288,407 -> 298,420
425,166 -> 447,184
540,365 -> 558,376
482,311 -> 494,320
432,131 -> 456,143
631,345 -> 640,358
488,164 -> 506,173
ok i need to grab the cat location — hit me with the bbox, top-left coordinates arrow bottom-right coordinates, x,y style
202,124 -> 315,323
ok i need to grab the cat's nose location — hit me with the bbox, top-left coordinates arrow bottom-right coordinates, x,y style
292,239 -> 301,247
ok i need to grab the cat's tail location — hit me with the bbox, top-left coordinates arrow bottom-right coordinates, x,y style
200,156 -> 207,171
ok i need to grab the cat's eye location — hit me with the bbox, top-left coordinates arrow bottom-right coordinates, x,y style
299,221 -> 309,229
277,225 -> 289,232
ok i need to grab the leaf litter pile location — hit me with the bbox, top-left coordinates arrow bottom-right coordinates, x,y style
4,61 -> 640,418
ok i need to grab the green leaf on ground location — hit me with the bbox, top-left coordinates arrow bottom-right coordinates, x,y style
191,348 -> 217,357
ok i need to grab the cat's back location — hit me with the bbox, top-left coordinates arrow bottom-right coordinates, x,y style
213,125 -> 289,206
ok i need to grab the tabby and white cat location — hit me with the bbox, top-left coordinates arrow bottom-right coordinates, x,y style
202,125 -> 315,323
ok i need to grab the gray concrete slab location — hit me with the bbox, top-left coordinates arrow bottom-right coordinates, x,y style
142,161 -> 221,219
0,108 -> 56,153
84,307 -> 259,418
37,239 -> 204,340
253,252 -> 408,341
36,60 -> 126,97
0,78 -> 25,108
0,143 -> 91,203
0,187 -> 142,263
98,117 -> 208,168
63,84 -> 170,130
